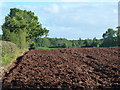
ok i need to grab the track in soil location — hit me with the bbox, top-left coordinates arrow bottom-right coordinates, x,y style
2,47 -> 120,89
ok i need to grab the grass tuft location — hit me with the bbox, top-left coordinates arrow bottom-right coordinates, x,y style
0,40 -> 27,67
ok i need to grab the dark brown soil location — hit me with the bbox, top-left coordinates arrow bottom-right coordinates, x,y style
2,47 -> 120,89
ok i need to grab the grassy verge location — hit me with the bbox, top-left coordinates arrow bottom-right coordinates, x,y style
36,47 -> 57,49
0,40 -> 27,67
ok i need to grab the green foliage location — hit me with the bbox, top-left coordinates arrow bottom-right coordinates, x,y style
34,37 -> 103,49
29,43 -> 35,50
0,35 -> 2,40
117,26 -> 120,46
1,41 -> 18,57
0,40 -> 26,67
6,31 -> 27,49
83,39 -> 93,47
34,26 -> 120,48
91,37 -> 102,47
29,26 -> 120,49
1,8 -> 119,50
1,54 -> 16,67
36,47 -> 56,49
2,8 -> 49,49
102,28 -> 118,47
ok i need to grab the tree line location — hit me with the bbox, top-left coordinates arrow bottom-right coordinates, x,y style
1,8 -> 120,49
34,27 -> 119,49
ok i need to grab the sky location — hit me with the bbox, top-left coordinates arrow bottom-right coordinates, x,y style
0,0 -> 119,40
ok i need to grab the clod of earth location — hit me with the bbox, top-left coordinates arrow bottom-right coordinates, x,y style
1,47 -> 120,89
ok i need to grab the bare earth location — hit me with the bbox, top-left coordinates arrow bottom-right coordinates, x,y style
1,47 -> 120,89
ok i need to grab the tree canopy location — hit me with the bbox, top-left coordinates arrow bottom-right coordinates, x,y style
117,26 -> 120,46
2,8 -> 120,49
2,8 -> 49,49
102,28 -> 118,47
33,27 -> 120,49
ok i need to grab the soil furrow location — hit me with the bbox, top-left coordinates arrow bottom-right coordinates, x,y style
1,47 -> 120,89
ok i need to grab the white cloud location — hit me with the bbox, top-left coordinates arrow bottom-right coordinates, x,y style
0,1 -> 118,39
44,4 -> 60,14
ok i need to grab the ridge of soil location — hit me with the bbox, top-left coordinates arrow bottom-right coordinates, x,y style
2,47 -> 120,89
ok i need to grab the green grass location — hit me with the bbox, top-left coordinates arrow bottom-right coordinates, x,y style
0,54 -> 16,67
0,40 -> 27,67
36,47 -> 57,49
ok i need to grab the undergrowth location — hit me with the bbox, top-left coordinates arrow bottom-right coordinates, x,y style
0,40 -> 27,67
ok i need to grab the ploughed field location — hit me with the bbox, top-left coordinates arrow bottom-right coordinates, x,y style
2,47 -> 120,89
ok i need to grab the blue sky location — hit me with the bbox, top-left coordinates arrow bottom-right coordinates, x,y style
0,1 -> 118,40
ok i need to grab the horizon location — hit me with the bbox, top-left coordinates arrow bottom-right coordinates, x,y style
0,1 -> 118,40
